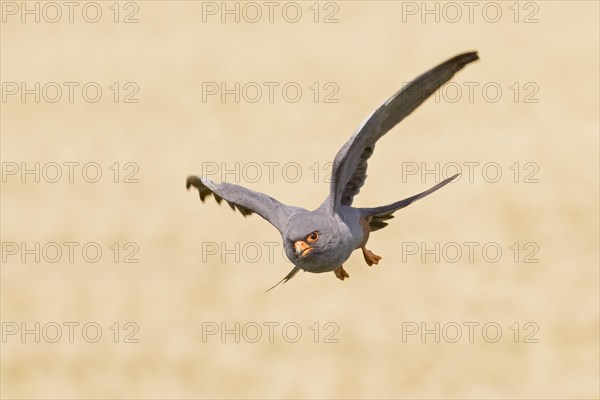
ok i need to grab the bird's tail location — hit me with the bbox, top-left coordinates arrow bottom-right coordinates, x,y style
359,174 -> 459,232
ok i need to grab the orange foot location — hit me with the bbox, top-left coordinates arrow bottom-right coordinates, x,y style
362,247 -> 382,266
334,266 -> 350,281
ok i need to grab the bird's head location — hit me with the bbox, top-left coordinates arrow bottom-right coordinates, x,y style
282,211 -> 342,271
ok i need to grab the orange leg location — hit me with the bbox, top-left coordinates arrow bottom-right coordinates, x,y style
334,265 -> 350,280
359,216 -> 382,266
361,247 -> 382,266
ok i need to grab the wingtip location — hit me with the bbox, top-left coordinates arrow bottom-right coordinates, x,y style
454,51 -> 479,66
186,175 -> 198,190
186,175 -> 208,202
450,172 -> 461,181
438,173 -> 460,187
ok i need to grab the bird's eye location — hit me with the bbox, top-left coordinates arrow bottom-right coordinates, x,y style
307,231 -> 319,243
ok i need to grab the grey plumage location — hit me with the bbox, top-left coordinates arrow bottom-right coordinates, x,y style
185,176 -> 301,234
361,173 -> 460,232
187,52 -> 479,289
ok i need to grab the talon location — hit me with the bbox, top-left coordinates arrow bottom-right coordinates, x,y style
362,247 -> 382,266
334,266 -> 349,281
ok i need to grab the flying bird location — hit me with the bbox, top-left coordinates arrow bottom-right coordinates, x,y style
187,51 -> 479,290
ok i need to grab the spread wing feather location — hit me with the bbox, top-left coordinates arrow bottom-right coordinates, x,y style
329,52 -> 479,211
186,175 -> 299,233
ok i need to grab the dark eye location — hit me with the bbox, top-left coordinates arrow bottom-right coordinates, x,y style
307,231 -> 319,243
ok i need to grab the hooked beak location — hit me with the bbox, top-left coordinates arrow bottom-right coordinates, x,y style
294,240 -> 312,258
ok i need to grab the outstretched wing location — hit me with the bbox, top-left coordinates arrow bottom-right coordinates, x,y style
329,52 -> 479,211
186,175 -> 298,234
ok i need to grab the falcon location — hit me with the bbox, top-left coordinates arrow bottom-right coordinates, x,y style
187,51 -> 479,290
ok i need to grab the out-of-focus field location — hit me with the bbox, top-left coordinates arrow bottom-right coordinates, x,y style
1,2 -> 598,399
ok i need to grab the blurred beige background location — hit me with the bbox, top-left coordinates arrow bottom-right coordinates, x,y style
1,1 -> 598,399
